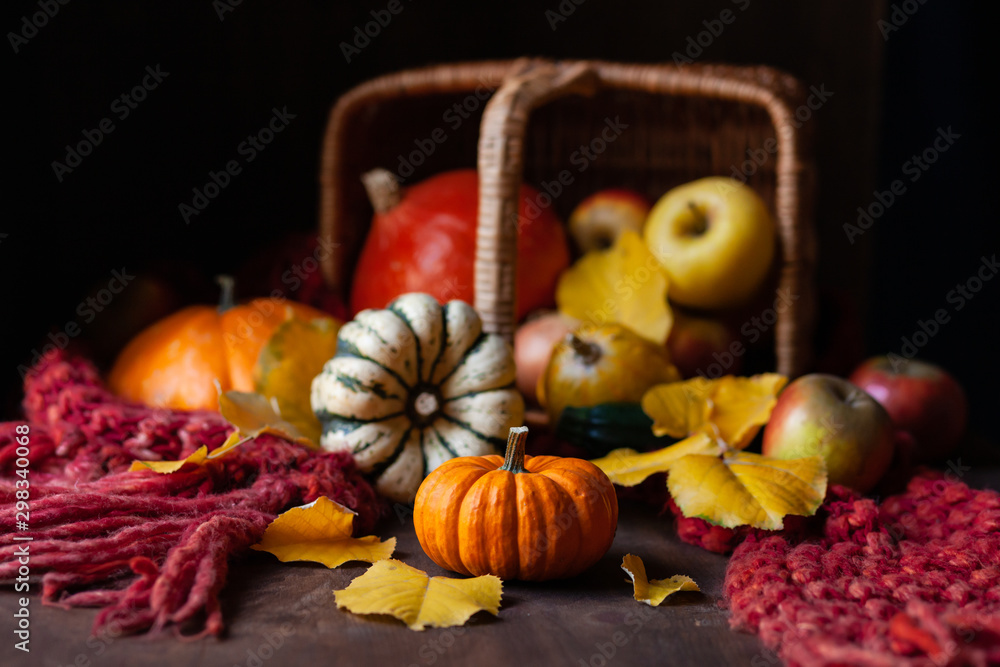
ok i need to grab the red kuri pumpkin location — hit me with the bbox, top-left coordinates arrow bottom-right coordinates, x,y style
350,169 -> 570,319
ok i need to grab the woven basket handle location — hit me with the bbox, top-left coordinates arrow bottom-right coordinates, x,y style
474,60 -> 599,340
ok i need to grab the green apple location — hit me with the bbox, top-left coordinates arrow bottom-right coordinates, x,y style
762,374 -> 895,493
644,177 -> 775,309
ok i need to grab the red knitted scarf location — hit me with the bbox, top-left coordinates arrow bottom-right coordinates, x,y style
0,353 -> 381,638
672,479 -> 1000,665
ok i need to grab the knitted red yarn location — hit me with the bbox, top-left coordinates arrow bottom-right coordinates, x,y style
724,475 -> 1000,666
0,352 -> 381,638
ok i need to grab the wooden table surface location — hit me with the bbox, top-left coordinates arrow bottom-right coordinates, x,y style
5,469 -> 998,667
1,501 -> 768,667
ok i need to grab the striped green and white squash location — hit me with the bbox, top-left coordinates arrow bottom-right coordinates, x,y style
311,293 -> 525,502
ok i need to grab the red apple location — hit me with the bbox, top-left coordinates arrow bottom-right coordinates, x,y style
667,310 -> 743,379
763,374 -> 895,493
849,356 -> 967,462
568,189 -> 650,253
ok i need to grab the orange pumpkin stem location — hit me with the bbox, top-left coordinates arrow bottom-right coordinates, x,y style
361,168 -> 402,214
216,275 -> 236,313
499,426 -> 529,474
568,333 -> 602,365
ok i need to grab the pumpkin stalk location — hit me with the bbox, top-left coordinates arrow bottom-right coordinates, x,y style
216,275 -> 236,313
362,168 -> 402,214
568,333 -> 602,365
500,426 -> 529,474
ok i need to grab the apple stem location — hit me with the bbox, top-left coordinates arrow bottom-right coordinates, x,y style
568,333 -> 602,365
687,202 -> 708,236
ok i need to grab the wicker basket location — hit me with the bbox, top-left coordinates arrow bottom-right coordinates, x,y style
319,58 -> 816,378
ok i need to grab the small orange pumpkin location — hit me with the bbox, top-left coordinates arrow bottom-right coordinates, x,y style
414,426 -> 618,581
108,277 -> 330,411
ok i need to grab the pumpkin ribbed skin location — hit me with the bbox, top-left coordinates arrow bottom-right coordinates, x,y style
311,293 -> 524,503
109,299 -> 329,411
414,429 -> 618,581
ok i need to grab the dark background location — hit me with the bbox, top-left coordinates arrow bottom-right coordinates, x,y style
4,1 -> 997,451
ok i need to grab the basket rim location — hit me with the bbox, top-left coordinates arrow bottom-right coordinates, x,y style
317,58 -> 816,377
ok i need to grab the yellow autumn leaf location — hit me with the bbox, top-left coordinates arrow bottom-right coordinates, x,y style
131,383 -> 322,474
129,445 -> 209,473
621,554 -> 699,606
130,431 -> 251,473
590,432 -> 720,487
251,496 -> 395,568
642,373 -> 787,449
206,431 -> 251,459
254,316 -> 340,445
667,451 -> 827,530
709,374 -> 788,449
334,559 -> 502,631
219,389 -> 315,449
556,231 -> 672,344
641,377 -> 714,438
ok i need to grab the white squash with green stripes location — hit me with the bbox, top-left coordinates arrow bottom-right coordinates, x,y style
311,293 -> 525,502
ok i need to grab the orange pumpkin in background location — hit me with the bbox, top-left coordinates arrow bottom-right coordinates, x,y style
109,277 -> 332,411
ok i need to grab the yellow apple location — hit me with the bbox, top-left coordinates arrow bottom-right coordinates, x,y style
644,177 -> 775,309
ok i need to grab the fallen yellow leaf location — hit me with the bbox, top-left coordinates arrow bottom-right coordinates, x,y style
667,451 -> 827,530
621,554 -> 699,606
219,389 -> 315,449
641,373 -> 787,449
709,374 -> 788,449
556,231 -> 672,344
206,431 -> 250,459
641,377 -> 714,438
129,445 -> 209,473
590,432 -> 719,487
130,386 -> 317,474
251,496 -> 395,568
254,316 -> 340,445
334,559 -> 502,631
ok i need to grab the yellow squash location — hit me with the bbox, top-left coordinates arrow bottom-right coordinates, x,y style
538,323 -> 681,423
